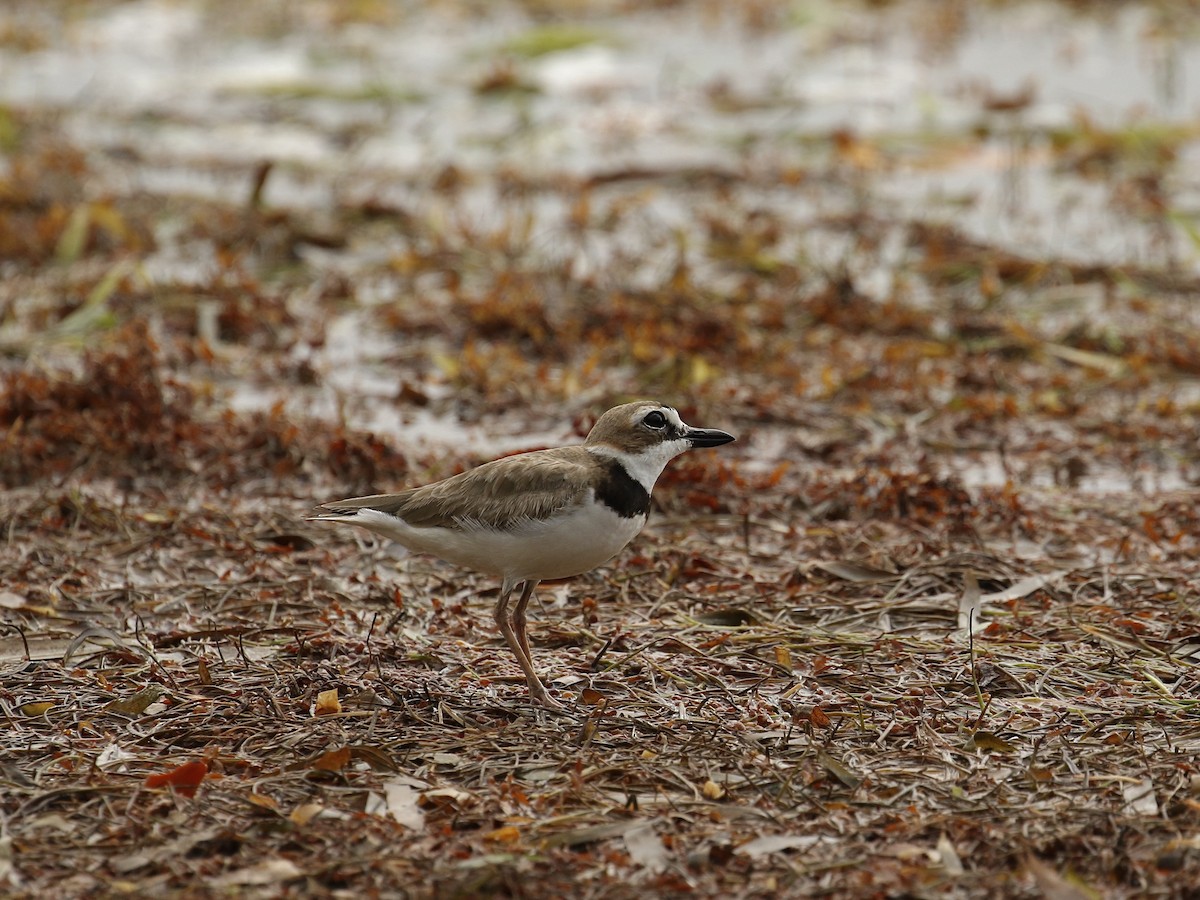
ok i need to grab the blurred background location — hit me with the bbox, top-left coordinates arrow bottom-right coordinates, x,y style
4,6 -> 1200,895
1,0 -> 1197,489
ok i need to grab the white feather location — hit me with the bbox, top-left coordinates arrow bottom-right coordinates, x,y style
587,439 -> 692,493
324,501 -> 646,583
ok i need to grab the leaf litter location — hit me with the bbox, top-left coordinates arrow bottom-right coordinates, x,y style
3,1 -> 1200,897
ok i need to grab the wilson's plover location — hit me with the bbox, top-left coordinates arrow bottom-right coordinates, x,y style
309,400 -> 735,708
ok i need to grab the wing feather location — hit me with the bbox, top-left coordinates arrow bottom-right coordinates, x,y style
312,447 -> 598,530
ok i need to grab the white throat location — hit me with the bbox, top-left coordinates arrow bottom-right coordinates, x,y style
588,440 -> 691,493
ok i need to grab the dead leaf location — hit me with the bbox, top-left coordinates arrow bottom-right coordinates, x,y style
105,686 -> 164,716
109,827 -> 222,874
346,687 -> 379,707
957,572 -> 983,633
313,688 -> 341,716
484,825 -> 521,844
814,560 -> 899,583
1025,856 -> 1100,900
96,743 -> 136,770
967,731 -> 1018,754
20,701 -> 55,717
0,591 -> 25,609
701,779 -> 725,800
973,660 -> 1023,694
144,760 -> 208,797
886,842 -> 933,861
0,636 -> 74,664
580,687 -> 605,705
1042,342 -> 1127,377
979,571 -> 1067,605
383,780 -> 425,829
289,803 -> 323,826
736,834 -> 823,857
937,833 -> 964,876
542,821 -> 636,849
0,761 -> 35,789
1123,777 -> 1158,816
577,720 -> 597,745
809,705 -> 831,728
247,792 -> 281,814
311,747 -> 351,772
624,822 -> 668,873
63,626 -> 140,665
350,745 -> 398,771
817,750 -> 862,789
210,858 -> 304,888
421,786 -> 472,803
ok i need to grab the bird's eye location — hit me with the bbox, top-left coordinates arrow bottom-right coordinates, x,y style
643,411 -> 667,429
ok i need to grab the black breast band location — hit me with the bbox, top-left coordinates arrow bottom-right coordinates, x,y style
594,457 -> 651,519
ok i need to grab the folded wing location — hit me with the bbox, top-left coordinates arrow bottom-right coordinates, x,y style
311,447 -> 597,531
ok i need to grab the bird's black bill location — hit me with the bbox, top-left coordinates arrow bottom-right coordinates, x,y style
686,427 -> 736,448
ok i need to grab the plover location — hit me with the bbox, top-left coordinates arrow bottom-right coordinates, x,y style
309,401 -> 735,708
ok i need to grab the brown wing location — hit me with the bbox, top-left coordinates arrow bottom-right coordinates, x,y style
314,447 -> 598,530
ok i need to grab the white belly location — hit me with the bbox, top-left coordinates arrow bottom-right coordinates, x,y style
347,502 -> 646,582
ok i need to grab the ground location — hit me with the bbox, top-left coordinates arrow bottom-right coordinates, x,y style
2,1 -> 1200,897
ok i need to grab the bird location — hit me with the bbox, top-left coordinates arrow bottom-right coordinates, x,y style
308,400 -> 735,708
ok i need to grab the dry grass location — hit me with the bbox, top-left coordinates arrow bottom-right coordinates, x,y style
3,8 -> 1200,891
2,344 -> 1198,896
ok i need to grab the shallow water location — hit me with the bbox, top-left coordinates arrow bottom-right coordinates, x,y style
3,0 -> 1198,474
3,1 -> 1196,263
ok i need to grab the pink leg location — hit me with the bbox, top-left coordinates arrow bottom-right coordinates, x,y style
495,579 -> 560,708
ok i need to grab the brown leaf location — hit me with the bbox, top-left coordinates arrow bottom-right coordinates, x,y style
105,686 -> 164,716
817,750 -> 861,789
484,825 -> 521,844
580,687 -> 605,705
967,731 -> 1018,753
289,803 -> 323,826
144,760 -> 207,797
541,821 -> 633,849
350,745 -> 398,771
311,747 -> 351,772
313,688 -> 341,716
973,660 -> 1023,694
247,792 -> 281,813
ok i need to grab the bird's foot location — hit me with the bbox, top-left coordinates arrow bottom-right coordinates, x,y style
528,680 -> 567,711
